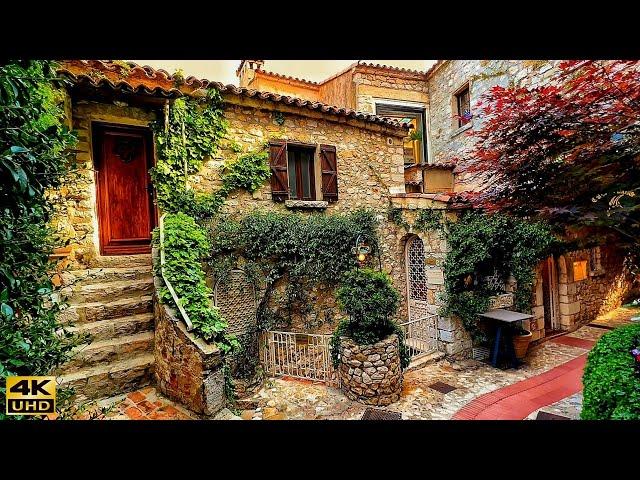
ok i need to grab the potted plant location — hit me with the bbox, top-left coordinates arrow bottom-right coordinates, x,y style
512,325 -> 533,360
330,268 -> 408,406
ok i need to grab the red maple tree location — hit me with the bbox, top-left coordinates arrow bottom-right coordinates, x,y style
457,60 -> 640,251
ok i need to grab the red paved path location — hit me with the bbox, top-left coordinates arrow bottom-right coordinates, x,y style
452,337 -> 595,420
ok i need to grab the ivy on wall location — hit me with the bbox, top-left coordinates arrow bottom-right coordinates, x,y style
207,209 -> 380,330
0,61 -> 86,418
154,213 -> 239,352
439,211 -> 558,341
386,206 -> 558,342
151,91 -> 271,355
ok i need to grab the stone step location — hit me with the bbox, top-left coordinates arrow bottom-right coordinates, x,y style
405,350 -> 446,372
88,254 -> 152,269
65,313 -> 155,343
59,295 -> 153,325
58,353 -> 155,401
64,277 -> 154,304
58,332 -> 155,373
59,265 -> 153,288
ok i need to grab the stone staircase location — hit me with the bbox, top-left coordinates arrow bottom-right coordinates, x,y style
56,255 -> 156,401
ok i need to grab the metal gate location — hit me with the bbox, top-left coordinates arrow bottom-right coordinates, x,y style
260,331 -> 339,386
404,235 -> 439,359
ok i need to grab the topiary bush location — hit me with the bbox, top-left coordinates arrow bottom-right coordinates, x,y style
331,268 -> 409,369
581,323 -> 640,420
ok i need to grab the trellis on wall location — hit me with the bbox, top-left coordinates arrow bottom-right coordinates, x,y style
214,269 -> 257,336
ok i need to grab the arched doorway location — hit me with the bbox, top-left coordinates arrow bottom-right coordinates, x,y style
403,235 -> 439,358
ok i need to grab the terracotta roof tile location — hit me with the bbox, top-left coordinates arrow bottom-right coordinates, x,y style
254,69 -> 320,86
57,60 -> 409,131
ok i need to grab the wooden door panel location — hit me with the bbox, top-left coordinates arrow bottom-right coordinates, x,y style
94,125 -> 155,255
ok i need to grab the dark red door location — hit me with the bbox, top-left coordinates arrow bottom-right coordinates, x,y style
94,124 -> 156,255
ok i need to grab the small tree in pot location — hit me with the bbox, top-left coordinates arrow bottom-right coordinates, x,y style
331,268 -> 409,406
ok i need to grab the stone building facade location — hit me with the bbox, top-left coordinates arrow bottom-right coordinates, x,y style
51,60 -> 464,406
48,60 -> 636,409
236,59 -> 636,342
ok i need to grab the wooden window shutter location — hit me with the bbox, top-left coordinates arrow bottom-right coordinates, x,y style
319,144 -> 338,202
269,141 -> 288,201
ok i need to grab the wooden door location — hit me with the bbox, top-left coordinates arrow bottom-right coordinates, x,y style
93,124 -> 155,255
542,256 -> 560,331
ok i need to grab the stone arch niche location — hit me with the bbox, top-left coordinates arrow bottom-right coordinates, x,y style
214,269 -> 257,337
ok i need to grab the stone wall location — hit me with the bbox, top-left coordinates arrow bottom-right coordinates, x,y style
338,334 -> 402,406
195,95 -> 411,332
426,60 -> 560,180
558,246 -> 632,327
153,273 -> 225,416
354,69 -> 429,114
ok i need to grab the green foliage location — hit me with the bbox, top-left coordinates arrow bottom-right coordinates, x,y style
219,150 -> 271,198
440,211 -> 558,341
150,91 -> 227,216
0,60 -> 84,419
330,269 -> 409,369
209,209 -> 379,285
207,208 -> 380,331
414,209 -> 445,232
156,213 -> 238,353
581,323 -> 640,420
387,205 -> 409,230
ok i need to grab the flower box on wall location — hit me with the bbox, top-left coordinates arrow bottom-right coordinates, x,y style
488,293 -> 514,310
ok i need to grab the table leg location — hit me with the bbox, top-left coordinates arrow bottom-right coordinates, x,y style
491,325 -> 502,367
504,328 -> 517,368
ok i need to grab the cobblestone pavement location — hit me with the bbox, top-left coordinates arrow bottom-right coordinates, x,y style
526,392 -> 583,420
238,325 -> 604,420
86,306 -> 636,420
589,305 -> 640,329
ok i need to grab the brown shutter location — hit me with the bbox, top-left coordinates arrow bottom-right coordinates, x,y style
320,144 -> 338,202
269,141 -> 289,201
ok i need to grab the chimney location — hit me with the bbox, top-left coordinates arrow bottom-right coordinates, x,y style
236,60 -> 265,88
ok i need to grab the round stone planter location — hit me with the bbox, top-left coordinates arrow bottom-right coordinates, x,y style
337,334 -> 402,406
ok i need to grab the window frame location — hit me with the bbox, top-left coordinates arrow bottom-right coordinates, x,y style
374,99 -> 429,165
286,143 -> 317,201
452,82 -> 472,131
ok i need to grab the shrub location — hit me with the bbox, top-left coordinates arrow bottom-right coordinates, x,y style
581,323 -> 640,420
331,268 -> 409,369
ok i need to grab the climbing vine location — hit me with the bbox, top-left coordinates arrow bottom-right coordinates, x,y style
206,209 -> 380,332
150,91 -> 227,217
440,211 -> 558,341
0,60 -> 85,419
151,91 -> 271,354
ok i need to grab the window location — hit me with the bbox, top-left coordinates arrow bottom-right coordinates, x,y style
268,141 -> 338,202
287,145 -> 316,200
573,260 -> 588,282
454,84 -> 471,129
590,246 -> 604,274
375,103 -> 427,166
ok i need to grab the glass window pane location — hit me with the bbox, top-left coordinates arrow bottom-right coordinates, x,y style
287,151 -> 297,199
300,150 -> 311,199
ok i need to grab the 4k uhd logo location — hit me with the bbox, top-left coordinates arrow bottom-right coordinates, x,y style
6,376 -> 56,415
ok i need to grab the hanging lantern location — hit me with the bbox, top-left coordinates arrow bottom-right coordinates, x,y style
352,236 -> 371,265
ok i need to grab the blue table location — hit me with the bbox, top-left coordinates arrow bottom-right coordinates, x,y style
478,309 -> 533,369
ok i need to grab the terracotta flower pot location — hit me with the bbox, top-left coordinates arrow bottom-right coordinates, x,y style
513,330 -> 532,359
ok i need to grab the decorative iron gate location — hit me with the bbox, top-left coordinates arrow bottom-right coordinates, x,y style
260,331 -> 339,386
404,236 -> 439,360
399,314 -> 439,359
